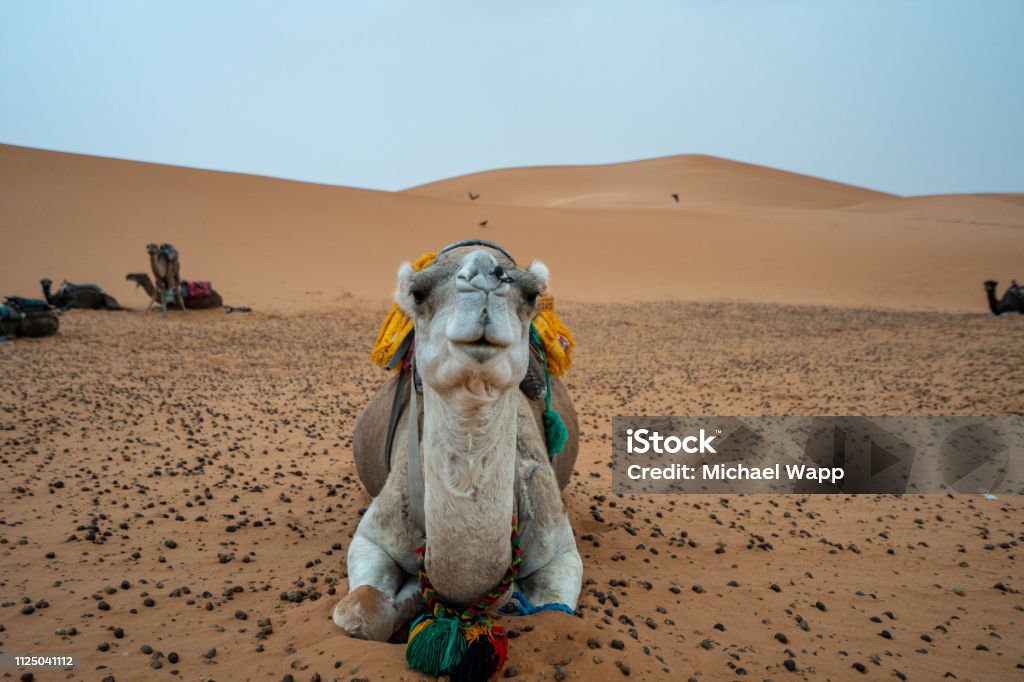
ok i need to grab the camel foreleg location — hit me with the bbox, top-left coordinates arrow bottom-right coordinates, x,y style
333,533 -> 422,641
516,547 -> 583,613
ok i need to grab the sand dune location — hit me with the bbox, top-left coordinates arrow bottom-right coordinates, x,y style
404,154 -> 893,210
2,143 -> 1022,313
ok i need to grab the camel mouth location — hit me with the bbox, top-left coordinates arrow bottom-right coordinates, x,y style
451,335 -> 510,362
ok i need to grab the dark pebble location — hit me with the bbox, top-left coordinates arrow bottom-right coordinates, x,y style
610,639 -> 625,650
852,662 -> 866,673
784,659 -> 797,672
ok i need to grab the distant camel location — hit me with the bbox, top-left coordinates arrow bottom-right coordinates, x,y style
468,191 -> 480,201
984,280 -> 1024,315
41,278 -> 123,311
127,273 -> 223,310
1,297 -> 59,339
146,243 -> 185,318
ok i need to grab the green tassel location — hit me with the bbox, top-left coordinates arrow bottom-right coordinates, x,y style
543,407 -> 568,456
405,613 -> 467,676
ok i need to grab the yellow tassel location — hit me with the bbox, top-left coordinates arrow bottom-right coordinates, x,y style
462,620 -> 492,644
533,308 -> 574,376
369,252 -> 436,369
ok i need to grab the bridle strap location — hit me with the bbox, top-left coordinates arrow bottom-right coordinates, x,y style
407,368 -> 426,533
436,239 -> 516,263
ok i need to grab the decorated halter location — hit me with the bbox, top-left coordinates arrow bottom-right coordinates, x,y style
369,242 -> 575,379
369,241 -> 574,458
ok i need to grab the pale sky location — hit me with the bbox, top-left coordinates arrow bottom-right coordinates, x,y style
1,1 -> 1022,195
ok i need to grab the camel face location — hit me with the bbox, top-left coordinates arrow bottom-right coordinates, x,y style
398,247 -> 547,394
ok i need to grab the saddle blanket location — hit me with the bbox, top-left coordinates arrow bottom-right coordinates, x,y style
183,281 -> 213,298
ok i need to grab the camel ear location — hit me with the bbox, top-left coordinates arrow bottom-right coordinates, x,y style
527,260 -> 550,287
394,262 -> 416,314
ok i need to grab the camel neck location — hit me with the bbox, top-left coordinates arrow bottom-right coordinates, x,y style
418,385 -> 518,607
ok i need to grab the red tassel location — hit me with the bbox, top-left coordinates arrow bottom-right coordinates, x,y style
490,624 -> 509,670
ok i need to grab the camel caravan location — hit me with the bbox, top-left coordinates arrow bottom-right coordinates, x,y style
334,240 -> 582,680
1,241 -> 241,342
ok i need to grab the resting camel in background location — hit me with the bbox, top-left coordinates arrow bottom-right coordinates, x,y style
146,243 -> 185,318
984,280 -> 1024,315
126,273 -> 224,310
40,278 -> 123,311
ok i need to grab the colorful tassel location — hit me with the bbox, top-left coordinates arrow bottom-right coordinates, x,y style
405,520 -> 522,680
405,611 -> 468,677
543,406 -> 569,457
531,324 -> 569,458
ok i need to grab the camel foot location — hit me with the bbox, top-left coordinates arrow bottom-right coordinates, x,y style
333,580 -> 422,642
333,585 -> 394,641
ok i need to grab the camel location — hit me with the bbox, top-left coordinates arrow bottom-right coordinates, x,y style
984,280 -> 1024,315
333,242 -> 582,658
126,273 -> 224,310
40,278 -> 123,311
1,297 -> 59,339
146,243 -> 186,318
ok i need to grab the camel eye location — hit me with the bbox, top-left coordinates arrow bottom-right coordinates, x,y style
411,287 -> 429,306
524,288 -> 540,307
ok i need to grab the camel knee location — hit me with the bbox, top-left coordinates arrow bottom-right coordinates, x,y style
333,585 -> 397,641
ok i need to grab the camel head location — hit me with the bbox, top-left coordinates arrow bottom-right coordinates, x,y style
40,278 -> 52,290
396,243 -> 548,395
146,243 -> 160,255
984,280 -> 998,292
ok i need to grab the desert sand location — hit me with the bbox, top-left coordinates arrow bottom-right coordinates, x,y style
1,144 -> 1022,681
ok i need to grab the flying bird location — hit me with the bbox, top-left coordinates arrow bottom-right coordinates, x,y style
478,219 -> 489,228
468,192 -> 480,201
671,193 -> 680,203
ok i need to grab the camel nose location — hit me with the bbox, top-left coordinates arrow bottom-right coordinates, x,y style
456,250 -> 511,296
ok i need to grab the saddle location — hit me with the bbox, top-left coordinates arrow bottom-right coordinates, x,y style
158,244 -> 179,261
183,280 -> 213,298
5,296 -> 53,315
61,281 -> 103,294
